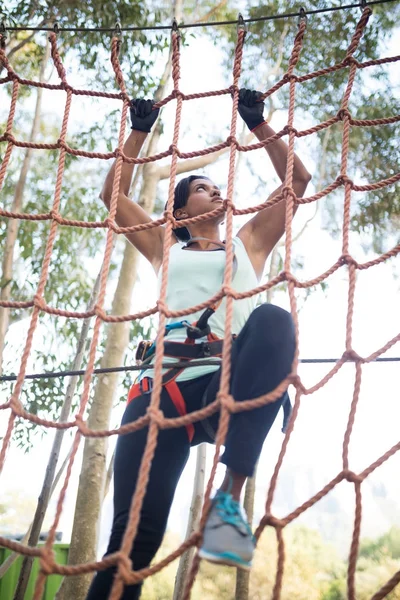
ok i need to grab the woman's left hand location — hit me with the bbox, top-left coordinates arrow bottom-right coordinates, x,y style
237,88 -> 265,131
130,98 -> 160,133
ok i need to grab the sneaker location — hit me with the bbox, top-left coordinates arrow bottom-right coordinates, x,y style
198,490 -> 255,570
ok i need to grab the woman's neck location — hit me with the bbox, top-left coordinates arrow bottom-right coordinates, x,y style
187,225 -> 222,247
184,238 -> 225,251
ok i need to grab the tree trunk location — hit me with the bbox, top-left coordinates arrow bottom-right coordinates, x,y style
60,241 -> 139,600
173,444 -> 206,600
1,435 -> 73,579
235,469 -> 257,600
235,182 -> 280,600
0,38 -> 50,374
59,2 -> 257,595
60,48 -> 175,600
235,112 -> 325,600
13,272 -> 101,600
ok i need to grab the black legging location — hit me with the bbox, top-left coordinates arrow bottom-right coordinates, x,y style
86,303 -> 295,599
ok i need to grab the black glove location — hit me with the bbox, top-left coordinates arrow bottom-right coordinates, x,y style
237,88 -> 265,131
129,98 -> 159,133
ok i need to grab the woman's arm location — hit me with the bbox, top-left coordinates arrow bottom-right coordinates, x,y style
252,121 -> 311,194
101,129 -> 147,204
100,100 -> 166,273
236,90 -> 312,279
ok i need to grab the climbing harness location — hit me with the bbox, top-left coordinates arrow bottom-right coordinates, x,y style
127,237 -> 291,440
128,238 -> 235,442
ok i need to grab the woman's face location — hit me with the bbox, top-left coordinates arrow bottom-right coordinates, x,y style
176,178 -> 223,221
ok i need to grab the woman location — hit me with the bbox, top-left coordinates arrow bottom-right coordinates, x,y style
87,89 -> 311,599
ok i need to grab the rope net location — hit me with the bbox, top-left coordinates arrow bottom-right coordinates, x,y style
0,6 -> 400,599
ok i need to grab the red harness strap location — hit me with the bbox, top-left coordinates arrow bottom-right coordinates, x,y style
127,377 -> 195,442
127,376 -> 150,402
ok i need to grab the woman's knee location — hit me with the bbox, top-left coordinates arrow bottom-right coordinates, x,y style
249,303 -> 295,343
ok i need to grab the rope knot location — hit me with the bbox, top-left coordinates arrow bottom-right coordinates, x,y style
337,108 -> 351,121
95,305 -> 106,319
164,210 -> 175,223
222,284 -> 233,297
168,143 -> 179,155
281,270 -> 296,284
33,294 -> 46,310
283,125 -> 298,136
343,55 -> 359,68
10,397 -> 24,415
339,254 -> 358,267
121,92 -> 131,105
289,373 -> 303,390
103,216 -> 114,229
40,547 -> 56,574
172,88 -> 183,100
264,513 -> 284,529
336,174 -> 353,187
223,198 -> 233,210
75,414 -> 89,434
156,299 -> 167,314
343,469 -> 362,484
229,84 -> 239,96
218,392 -> 235,413
227,135 -> 238,147
191,531 -> 202,546
49,210 -> 62,223
342,349 -> 363,362
282,185 -> 298,202
146,406 -> 164,427
117,553 -> 134,582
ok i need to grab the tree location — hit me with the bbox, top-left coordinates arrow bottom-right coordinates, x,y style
1,5 -> 245,600
0,38 -> 50,374
2,3 -> 399,598
213,1 -> 400,250
1,0 -> 166,89
62,2 -> 246,597
142,525 -> 342,600
1,3 -> 171,598
0,0 -> 169,426
360,527 -> 400,561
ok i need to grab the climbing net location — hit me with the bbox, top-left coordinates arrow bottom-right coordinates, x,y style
1,6 -> 400,600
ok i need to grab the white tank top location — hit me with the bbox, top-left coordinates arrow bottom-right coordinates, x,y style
141,236 -> 259,382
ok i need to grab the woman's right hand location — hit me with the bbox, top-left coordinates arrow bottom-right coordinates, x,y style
130,98 -> 160,133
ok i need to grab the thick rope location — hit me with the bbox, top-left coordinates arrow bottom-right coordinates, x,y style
1,7 -> 400,599
109,29 -> 185,599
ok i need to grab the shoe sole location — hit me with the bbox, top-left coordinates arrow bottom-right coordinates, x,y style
198,548 -> 252,571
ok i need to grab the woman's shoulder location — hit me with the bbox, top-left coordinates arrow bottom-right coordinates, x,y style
168,239 -> 183,252
233,236 -> 244,247
233,236 -> 259,282
233,235 -> 248,253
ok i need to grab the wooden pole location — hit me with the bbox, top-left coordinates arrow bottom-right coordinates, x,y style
173,444 -> 206,600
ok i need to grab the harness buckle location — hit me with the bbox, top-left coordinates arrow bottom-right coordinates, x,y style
186,324 -> 211,340
140,377 -> 152,394
201,342 -> 211,357
135,340 -> 154,365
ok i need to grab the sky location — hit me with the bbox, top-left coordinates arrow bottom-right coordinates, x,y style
0,13 -> 399,566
